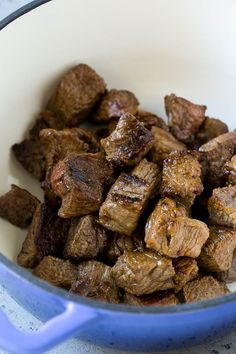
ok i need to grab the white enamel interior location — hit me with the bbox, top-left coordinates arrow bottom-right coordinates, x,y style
0,0 -> 236,291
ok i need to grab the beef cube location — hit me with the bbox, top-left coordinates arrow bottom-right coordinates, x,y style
173,258 -> 199,293
199,132 -> 236,187
101,113 -> 153,167
162,151 -> 203,208
112,250 -> 175,296
196,117 -> 228,145
149,127 -> 186,163
70,260 -> 120,303
208,186 -> 236,228
33,256 -> 77,289
123,290 -> 178,306
0,185 -> 40,228
224,155 -> 236,185
198,227 -> 236,272
47,64 -> 106,126
217,250 -> 236,283
165,94 -> 206,143
51,152 -> 114,218
183,276 -> 229,303
99,159 -> 160,235
63,215 -> 107,260
94,89 -> 139,122
17,203 -> 70,268
136,110 -> 169,131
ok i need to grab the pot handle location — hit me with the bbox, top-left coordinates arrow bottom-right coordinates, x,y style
0,301 -> 97,354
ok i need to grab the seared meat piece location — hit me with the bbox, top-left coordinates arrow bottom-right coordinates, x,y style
183,276 -> 229,303
161,151 -> 203,208
136,110 -> 169,131
51,152 -> 113,218
173,258 -> 199,293
48,64 -> 106,126
33,256 -> 77,289
199,132 -> 236,187
64,215 -> 107,260
99,159 -> 160,235
198,227 -> 236,272
123,290 -> 178,306
112,250 -> 175,296
224,155 -> 236,185
196,117 -> 228,145
208,185 -> 236,228
94,89 -> 139,122
165,94 -> 206,143
70,260 -> 119,303
149,127 -> 186,163
217,250 -> 236,283
101,113 -> 153,167
17,203 -> 70,268
0,185 -> 40,228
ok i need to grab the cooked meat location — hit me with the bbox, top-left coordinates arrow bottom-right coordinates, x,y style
112,250 -> 175,296
17,203 -> 70,268
161,151 -> 203,208
149,127 -> 186,163
199,132 -> 236,187
217,249 -> 236,283
198,227 -> 236,272
173,258 -> 199,293
196,117 -> 228,145
165,94 -> 206,143
33,256 -> 77,289
224,155 -> 236,185
64,215 -> 107,260
208,185 -> 236,228
135,110 -> 169,131
47,64 -> 106,126
0,185 -> 40,228
99,159 -> 160,235
123,290 -> 178,306
51,152 -> 113,218
101,113 -> 153,167
70,260 -> 120,303
183,276 -> 229,303
94,89 -> 139,122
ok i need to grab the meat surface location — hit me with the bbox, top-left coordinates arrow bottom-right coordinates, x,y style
51,152 -> 114,218
149,127 -> 186,163
99,159 -> 160,235
33,256 -> 77,289
17,203 -> 70,268
196,117 -> 228,145
70,260 -> 120,303
208,185 -> 236,228
224,155 -> 236,185
173,258 -> 199,293
165,94 -> 206,143
48,64 -> 106,126
217,250 -> 236,283
0,185 -> 40,228
100,113 -> 153,167
112,250 -> 175,296
94,89 -> 139,122
161,151 -> 203,208
123,290 -> 178,306
64,215 -> 107,260
135,110 -> 169,131
183,276 -> 229,303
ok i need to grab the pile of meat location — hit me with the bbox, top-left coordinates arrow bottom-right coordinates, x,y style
2,63 -> 236,306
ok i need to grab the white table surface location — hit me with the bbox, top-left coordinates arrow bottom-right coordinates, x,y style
1,1 -> 236,354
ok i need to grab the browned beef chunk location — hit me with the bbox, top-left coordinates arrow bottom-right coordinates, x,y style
208,186 -> 236,228
183,276 -> 229,303
94,89 -> 139,122
199,132 -> 236,188
99,159 -> 160,235
217,250 -> 236,283
196,117 -> 228,145
70,260 -> 120,303
101,113 -> 153,167
149,127 -> 186,164
0,185 -> 40,228
198,227 -> 236,273
161,151 -> 203,208
165,94 -> 206,143
123,290 -> 178,306
224,155 -> 236,185
51,152 -> 113,218
47,64 -> 106,126
33,256 -> 77,289
17,203 -> 70,268
173,258 -> 199,293
135,110 -> 169,131
112,250 -> 175,296
63,215 -> 107,260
